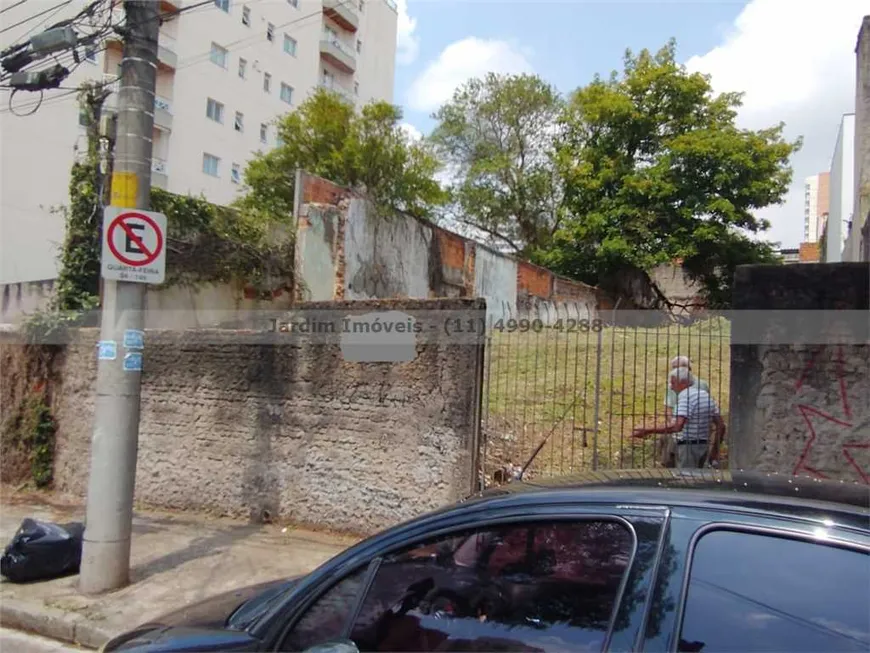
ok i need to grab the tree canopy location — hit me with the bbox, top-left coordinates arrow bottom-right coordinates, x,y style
430,73 -> 564,256
238,89 -> 446,221
430,41 -> 798,308
536,41 -> 796,306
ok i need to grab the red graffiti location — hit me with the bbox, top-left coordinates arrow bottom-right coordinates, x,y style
792,346 -> 867,484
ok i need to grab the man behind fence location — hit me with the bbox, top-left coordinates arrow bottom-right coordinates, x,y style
633,367 -> 725,468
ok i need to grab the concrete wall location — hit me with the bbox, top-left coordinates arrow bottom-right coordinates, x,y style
295,172 -> 605,321
0,280 -> 56,324
2,298 -> 485,535
0,280 -> 294,329
729,263 -> 869,484
850,17 -> 870,262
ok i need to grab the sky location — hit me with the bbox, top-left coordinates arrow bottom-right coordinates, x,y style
390,0 -> 867,248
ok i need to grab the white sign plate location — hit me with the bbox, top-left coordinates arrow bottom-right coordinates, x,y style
101,207 -> 167,284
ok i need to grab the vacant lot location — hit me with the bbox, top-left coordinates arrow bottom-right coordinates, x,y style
481,317 -> 731,479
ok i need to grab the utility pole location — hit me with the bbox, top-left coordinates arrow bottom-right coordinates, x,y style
79,0 -> 159,594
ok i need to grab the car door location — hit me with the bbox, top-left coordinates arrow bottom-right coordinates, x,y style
272,506 -> 666,652
645,510 -> 870,653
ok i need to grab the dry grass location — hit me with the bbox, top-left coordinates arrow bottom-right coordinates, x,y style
480,318 -> 731,480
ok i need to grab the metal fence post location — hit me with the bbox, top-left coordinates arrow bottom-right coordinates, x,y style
592,325 -> 603,471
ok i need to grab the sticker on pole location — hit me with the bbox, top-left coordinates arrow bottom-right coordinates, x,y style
101,207 -> 167,284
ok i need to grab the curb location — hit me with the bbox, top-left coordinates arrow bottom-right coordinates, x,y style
0,598 -> 113,649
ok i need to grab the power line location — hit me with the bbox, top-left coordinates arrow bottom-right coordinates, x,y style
0,0 -> 73,36
0,0 -> 31,17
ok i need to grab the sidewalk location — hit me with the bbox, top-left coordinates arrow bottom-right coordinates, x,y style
0,488 -> 358,649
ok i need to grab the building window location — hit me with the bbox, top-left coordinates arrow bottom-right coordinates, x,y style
241,5 -> 250,25
214,0 -> 230,13
84,46 -> 97,63
280,82 -> 293,104
231,163 -> 241,184
275,134 -> 284,147
206,98 -> 224,123
266,23 -> 274,42
283,34 -> 297,56
210,42 -> 228,68
260,123 -> 268,143
234,111 -> 244,132
353,81 -> 359,95
202,153 -> 220,177
263,72 -> 272,93
356,39 -> 362,53
238,57 -> 247,78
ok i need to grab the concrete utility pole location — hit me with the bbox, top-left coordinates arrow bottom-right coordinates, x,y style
79,0 -> 159,594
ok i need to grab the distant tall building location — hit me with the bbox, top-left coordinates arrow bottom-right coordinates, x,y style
803,172 -> 830,243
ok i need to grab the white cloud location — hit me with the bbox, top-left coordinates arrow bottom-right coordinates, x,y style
685,0 -> 866,247
399,122 -> 422,141
407,37 -> 534,112
396,0 -> 419,65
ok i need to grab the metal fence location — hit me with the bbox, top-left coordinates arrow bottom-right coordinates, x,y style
479,303 -> 731,487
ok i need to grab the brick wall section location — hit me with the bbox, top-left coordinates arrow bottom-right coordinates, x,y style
730,263 -> 870,484
301,173 -> 350,205
799,242 -> 820,262
10,298 -> 486,535
517,261 -> 552,299
552,276 -> 597,303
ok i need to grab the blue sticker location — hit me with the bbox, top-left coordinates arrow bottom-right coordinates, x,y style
123,329 -> 145,350
98,341 -> 117,361
123,352 -> 143,372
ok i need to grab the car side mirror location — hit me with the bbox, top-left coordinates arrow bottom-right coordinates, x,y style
303,639 -> 360,653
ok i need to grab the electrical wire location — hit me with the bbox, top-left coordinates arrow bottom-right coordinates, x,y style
2,0 -> 343,115
0,0 -> 32,17
6,86 -> 44,115
0,0 -> 73,36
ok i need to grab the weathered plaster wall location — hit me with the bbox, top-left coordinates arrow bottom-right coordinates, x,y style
294,173 -> 606,321
730,263 -> 870,484
2,298 -> 486,535
344,199 -> 433,301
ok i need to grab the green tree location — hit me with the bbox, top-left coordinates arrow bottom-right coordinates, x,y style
539,40 -> 797,307
430,73 -> 564,255
238,89 -> 445,220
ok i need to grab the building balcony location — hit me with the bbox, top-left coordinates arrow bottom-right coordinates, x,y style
323,0 -> 359,32
319,33 -> 356,73
319,79 -> 355,104
151,158 -> 168,189
106,29 -> 177,70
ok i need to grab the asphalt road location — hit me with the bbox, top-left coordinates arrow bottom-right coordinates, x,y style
0,628 -> 87,652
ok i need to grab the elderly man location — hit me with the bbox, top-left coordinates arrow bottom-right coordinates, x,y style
665,356 -> 709,421
634,367 -> 725,469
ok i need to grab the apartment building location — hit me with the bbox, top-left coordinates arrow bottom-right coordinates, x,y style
803,172 -> 829,243
0,0 -> 398,284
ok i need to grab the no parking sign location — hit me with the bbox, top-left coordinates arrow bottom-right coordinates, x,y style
101,207 -> 167,284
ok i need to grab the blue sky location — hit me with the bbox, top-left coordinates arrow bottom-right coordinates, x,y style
390,0 -> 867,248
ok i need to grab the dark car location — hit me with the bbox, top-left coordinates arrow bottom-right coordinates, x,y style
101,469 -> 870,653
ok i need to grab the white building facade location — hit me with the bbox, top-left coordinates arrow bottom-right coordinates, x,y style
0,0 -> 398,284
825,114 -> 855,263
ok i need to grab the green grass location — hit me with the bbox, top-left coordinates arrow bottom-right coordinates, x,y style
480,317 -> 731,479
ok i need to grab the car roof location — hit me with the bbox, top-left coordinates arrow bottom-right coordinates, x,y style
471,469 -> 869,523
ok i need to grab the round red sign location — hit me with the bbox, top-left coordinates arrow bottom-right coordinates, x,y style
106,212 -> 164,267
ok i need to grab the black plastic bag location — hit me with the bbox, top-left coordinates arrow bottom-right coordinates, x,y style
0,518 -> 84,583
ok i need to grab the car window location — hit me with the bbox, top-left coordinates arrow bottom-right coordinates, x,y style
348,520 -> 633,652
281,568 -> 367,651
679,530 -> 870,652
